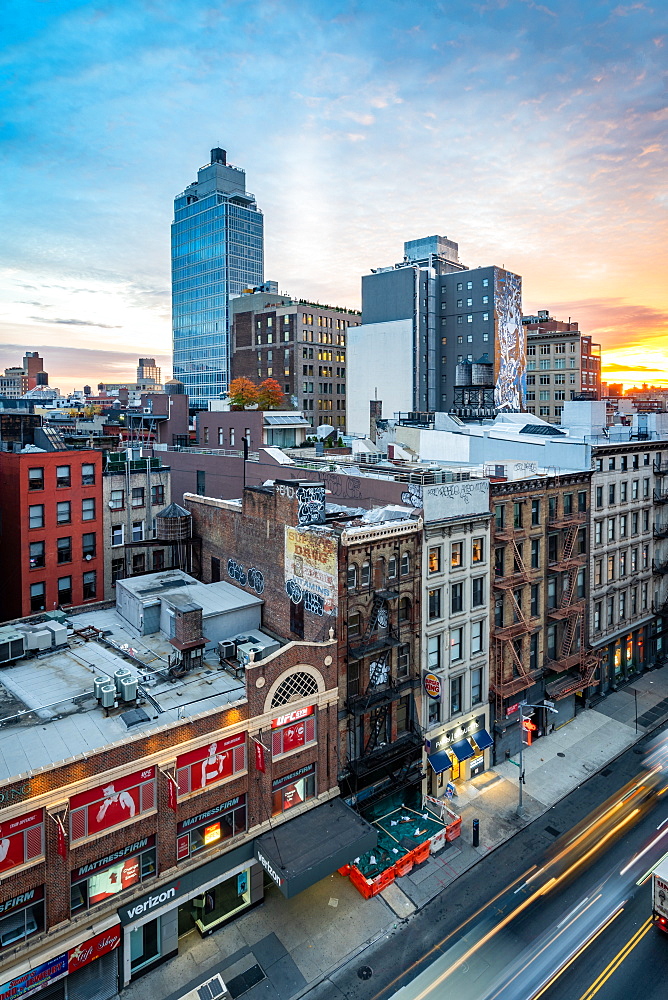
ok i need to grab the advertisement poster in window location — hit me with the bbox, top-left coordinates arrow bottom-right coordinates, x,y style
0,808 -> 43,874
176,732 -> 246,791
284,527 -> 338,615
70,767 -> 155,837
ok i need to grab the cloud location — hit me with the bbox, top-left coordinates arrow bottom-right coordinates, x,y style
602,363 -> 666,373
0,343 -> 171,389
29,317 -> 123,329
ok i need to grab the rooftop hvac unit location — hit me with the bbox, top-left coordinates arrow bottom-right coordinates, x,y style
236,643 -> 265,666
94,676 -> 108,700
24,629 -> 51,651
100,684 -> 116,709
114,668 -> 132,693
218,640 -> 236,661
121,676 -> 138,703
0,631 -> 25,665
42,622 -> 67,647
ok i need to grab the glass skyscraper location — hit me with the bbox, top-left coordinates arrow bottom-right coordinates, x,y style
172,148 -> 264,409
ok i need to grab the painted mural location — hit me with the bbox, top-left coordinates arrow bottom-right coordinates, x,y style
493,269 -> 524,411
284,526 -> 338,615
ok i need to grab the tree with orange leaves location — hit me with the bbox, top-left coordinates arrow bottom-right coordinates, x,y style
228,377 -> 259,410
257,378 -> 285,410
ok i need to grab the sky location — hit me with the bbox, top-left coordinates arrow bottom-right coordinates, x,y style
0,0 -> 666,391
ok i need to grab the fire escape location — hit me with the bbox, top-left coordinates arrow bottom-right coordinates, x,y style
652,458 -> 668,624
343,570 -> 422,800
490,515 -> 542,721
544,509 -> 600,701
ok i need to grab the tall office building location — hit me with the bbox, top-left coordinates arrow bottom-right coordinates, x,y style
172,148 -> 264,409
347,236 -> 525,433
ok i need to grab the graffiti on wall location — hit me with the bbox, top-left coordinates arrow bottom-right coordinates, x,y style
284,526 -> 337,616
494,269 -> 524,412
227,559 -> 265,596
401,483 -> 423,508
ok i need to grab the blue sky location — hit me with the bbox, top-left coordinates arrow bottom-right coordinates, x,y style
0,0 -> 666,388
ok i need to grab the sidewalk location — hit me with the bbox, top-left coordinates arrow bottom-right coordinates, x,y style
121,665 -> 668,1000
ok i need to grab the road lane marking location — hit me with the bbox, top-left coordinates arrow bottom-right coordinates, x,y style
620,826 -> 668,876
576,916 -> 653,1000
530,905 -> 625,1000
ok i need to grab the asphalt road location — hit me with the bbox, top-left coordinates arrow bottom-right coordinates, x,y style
303,732 -> 668,1000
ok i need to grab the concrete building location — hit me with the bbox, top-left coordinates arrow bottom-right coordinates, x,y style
136,358 -> 162,385
347,236 -> 524,433
172,148 -> 264,409
0,592 -> 365,998
0,449 -> 104,621
523,309 -> 601,423
421,481 -> 493,799
231,287 -> 359,433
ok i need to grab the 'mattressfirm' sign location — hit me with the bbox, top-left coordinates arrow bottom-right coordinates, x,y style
422,480 -> 490,523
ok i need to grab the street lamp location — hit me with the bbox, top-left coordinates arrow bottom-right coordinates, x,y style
517,700 -> 558,816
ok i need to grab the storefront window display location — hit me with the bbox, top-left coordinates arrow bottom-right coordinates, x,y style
0,886 -> 44,950
187,868 -> 251,935
177,797 -> 247,861
271,764 -> 316,816
130,918 -> 161,973
71,837 -> 156,914
176,733 -> 246,796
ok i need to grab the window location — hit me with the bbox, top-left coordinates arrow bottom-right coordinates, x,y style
71,842 -> 156,914
450,627 -> 463,662
595,486 -> 603,509
471,576 -> 484,607
494,596 -> 504,628
347,564 -> 357,590
388,556 -> 397,579
513,502 -> 523,528
151,484 -> 165,506
29,540 -> 45,569
57,537 -> 72,564
643,508 -> 650,532
428,547 -> 441,574
450,674 -> 462,714
428,695 -> 441,727
398,596 -> 411,622
196,470 -> 206,495
547,576 -> 557,610
28,467 -> 44,491
272,764 -> 316,816
82,532 -> 96,558
494,505 -> 505,529
175,798 -> 247,864
29,505 -> 44,529
58,576 -> 72,605
348,612 -> 361,638
271,709 -> 316,758
472,537 -> 484,563
530,583 -> 539,617
531,499 -> 540,526
471,620 -> 483,655
110,489 -> 124,510
620,481 -> 628,502
428,634 -> 440,670
82,497 -> 95,521
548,534 -> 558,563
132,521 -> 144,542
0,888 -> 45,951
619,592 -> 627,620
451,583 -> 463,614
81,463 -> 95,486
607,554 -> 615,581
609,484 -> 616,505
360,561 -> 371,587
594,602 -> 601,632
495,547 -> 505,576
30,581 -> 45,612
619,551 -> 627,577
56,501 -> 71,525
531,539 -> 540,569
595,520 -> 602,545
56,465 -> 71,488
132,487 -> 145,507
153,550 -> 164,571
620,514 -> 627,538
111,524 -> 124,546
111,558 -> 124,584
451,541 -> 463,567
83,571 -> 97,600
642,544 -> 649,568
631,548 -> 638,573
546,624 -> 557,661
69,769 -> 156,841
608,518 -> 615,542
595,559 -> 603,586
400,552 -> 410,576
643,477 -> 650,499
632,512 -> 639,534
429,588 -> 442,620
632,480 -> 639,500
397,644 -> 410,676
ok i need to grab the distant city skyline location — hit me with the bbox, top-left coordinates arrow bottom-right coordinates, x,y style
1,1 -> 666,391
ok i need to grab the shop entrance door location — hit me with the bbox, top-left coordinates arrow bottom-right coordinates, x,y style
129,918 -> 161,975
449,755 -> 461,780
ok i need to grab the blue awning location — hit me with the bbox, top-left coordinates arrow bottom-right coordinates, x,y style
450,738 -> 475,762
470,729 -> 494,752
427,750 -> 452,775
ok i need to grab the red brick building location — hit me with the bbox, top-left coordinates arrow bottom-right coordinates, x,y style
0,450 -> 104,621
0,616 -> 371,998
184,480 -> 424,808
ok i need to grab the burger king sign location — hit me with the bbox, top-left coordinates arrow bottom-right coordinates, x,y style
423,672 -> 442,699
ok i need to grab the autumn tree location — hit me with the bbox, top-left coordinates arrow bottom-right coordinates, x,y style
228,377 -> 259,410
257,378 -> 285,410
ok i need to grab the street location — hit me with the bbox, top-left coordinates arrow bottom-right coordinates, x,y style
304,733 -> 668,1000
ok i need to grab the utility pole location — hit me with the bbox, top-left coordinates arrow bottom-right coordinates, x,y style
517,700 -> 558,817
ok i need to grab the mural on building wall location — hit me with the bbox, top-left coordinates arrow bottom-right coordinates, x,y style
284,526 -> 337,615
401,483 -> 423,507
494,270 -> 524,412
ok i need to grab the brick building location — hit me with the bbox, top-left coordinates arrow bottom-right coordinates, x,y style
489,472 -> 597,758
184,481 -> 425,808
0,449 -> 103,622
231,289 -> 359,433
0,596 -> 372,999
523,310 -> 601,423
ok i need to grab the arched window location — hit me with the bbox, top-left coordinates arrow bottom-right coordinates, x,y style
347,564 -> 357,590
374,558 -> 385,589
270,671 -> 319,708
388,556 -> 398,580
398,596 -> 411,622
361,561 -> 371,587
400,551 -> 410,576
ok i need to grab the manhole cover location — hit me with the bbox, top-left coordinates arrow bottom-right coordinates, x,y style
557,752 -> 566,758
358,967 -> 373,980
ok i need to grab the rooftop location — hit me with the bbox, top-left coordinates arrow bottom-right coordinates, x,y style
0,603 -> 263,785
